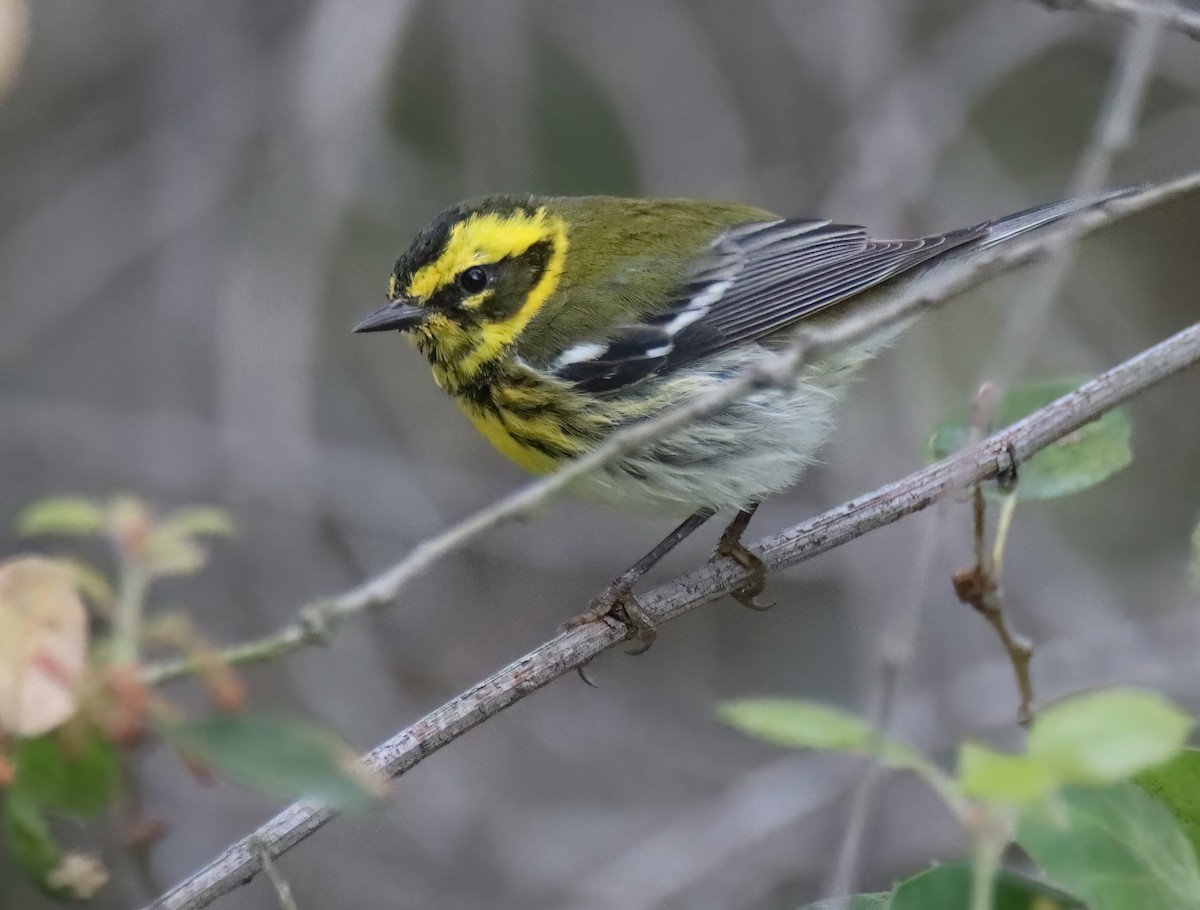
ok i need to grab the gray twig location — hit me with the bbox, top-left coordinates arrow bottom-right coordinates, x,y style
989,3 -> 1163,390
247,838 -> 299,910
1033,0 -> 1200,42
146,317 -> 1200,910
825,499 -> 949,899
953,490 -> 1035,724
140,174 -> 1200,688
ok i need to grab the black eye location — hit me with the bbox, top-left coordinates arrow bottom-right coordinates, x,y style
458,266 -> 488,294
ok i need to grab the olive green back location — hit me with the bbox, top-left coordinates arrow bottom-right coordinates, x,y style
516,195 -> 775,364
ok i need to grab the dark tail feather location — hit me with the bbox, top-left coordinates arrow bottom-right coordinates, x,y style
977,185 -> 1142,248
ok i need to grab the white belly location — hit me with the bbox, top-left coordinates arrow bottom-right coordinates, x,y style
567,342 -> 881,516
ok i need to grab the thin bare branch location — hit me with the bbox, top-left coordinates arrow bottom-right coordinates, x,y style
146,318 -> 1200,910
990,4 -> 1163,390
828,371 -> 1007,896
963,1 -> 1162,728
953,491 -> 1034,724
248,838 -> 299,910
140,174 -> 1200,687
1072,5 -> 1162,193
829,12 -> 1166,887
825,498 -> 949,899
1034,0 -> 1200,42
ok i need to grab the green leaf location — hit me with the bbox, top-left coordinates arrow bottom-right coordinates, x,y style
928,378 -> 1133,501
959,742 -> 1059,804
801,894 -> 890,910
799,867 -> 1085,910
142,528 -> 208,577
11,732 -> 120,816
719,699 -> 924,770
1135,749 -> 1200,863
1027,688 -> 1191,785
56,558 -> 114,609
6,739 -> 114,898
1018,783 -> 1200,910
5,790 -> 109,898
168,714 -> 385,809
889,864 -> 1084,910
160,506 -> 235,539
5,787 -> 62,881
16,498 -> 104,536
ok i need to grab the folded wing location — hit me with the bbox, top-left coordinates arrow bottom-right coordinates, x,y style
550,217 -> 983,393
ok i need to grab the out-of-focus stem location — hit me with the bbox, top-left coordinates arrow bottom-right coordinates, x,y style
111,560 -> 149,666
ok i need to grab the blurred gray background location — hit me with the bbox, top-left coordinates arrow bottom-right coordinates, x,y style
2,1 -> 1199,908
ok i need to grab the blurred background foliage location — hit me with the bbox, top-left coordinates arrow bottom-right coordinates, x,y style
1,1 -> 1198,908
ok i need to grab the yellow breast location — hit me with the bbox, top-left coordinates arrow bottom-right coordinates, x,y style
455,400 -> 564,475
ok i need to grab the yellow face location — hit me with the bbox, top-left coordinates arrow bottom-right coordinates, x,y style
389,202 -> 569,384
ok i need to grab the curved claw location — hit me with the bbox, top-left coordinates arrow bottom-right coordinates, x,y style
732,590 -> 777,611
715,530 -> 774,613
615,592 -> 657,654
622,626 -> 657,655
729,569 -> 776,611
576,664 -> 601,688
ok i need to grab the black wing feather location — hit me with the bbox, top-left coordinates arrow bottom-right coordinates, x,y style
547,192 -> 1136,392
550,219 -> 985,393
554,325 -> 673,392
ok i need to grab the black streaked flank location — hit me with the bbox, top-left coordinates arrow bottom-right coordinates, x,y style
505,427 -> 578,460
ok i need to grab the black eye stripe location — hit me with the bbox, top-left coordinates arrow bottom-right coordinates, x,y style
415,238 -> 560,326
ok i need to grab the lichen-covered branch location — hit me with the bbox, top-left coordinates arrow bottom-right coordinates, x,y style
1034,0 -> 1200,42
146,318 -> 1200,910
141,173 -> 1200,688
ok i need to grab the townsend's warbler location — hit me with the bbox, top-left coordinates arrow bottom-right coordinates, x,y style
354,192 -> 1124,626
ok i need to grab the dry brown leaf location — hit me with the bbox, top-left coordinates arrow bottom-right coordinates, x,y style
0,557 -> 89,736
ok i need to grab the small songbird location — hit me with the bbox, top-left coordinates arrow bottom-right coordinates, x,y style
354,191 -> 1124,635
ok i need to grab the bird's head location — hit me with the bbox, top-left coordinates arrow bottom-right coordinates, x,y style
353,195 -> 568,386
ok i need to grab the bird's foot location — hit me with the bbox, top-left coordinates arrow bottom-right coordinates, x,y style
715,515 -> 775,611
562,510 -> 716,659
563,574 -> 657,655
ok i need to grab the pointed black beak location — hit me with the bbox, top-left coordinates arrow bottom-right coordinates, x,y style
352,298 -> 426,334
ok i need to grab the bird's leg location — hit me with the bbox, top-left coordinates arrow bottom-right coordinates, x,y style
565,509 -> 715,653
714,501 -> 775,610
